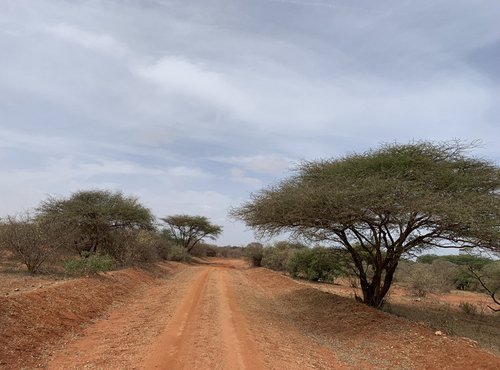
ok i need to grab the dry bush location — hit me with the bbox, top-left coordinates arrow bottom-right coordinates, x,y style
164,244 -> 192,262
397,260 -> 457,297
189,242 -> 212,257
103,230 -> 160,266
218,245 -> 245,258
0,214 -> 68,274
459,301 -> 478,315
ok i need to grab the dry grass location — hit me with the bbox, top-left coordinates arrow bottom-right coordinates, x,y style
383,300 -> 500,355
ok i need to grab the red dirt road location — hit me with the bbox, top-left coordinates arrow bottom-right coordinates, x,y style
142,264 -> 263,369
2,259 -> 500,369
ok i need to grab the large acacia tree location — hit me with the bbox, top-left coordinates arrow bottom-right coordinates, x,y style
38,190 -> 155,256
232,142 -> 500,308
160,215 -> 222,253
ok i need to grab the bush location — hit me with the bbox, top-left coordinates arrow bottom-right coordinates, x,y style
103,230 -> 162,265
262,241 -> 306,271
417,253 -> 494,291
0,214 -> 68,274
245,242 -> 264,267
189,242 -> 210,257
459,301 -> 478,315
64,254 -> 115,276
287,247 -> 342,282
165,245 -> 192,262
397,260 -> 457,297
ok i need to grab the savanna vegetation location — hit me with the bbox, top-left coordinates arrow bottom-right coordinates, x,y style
234,141 -> 500,308
0,190 -> 224,276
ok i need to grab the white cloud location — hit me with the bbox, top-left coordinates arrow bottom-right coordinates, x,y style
165,166 -> 211,179
229,168 -> 263,188
134,56 -> 253,117
0,128 -> 76,153
213,154 -> 293,174
45,23 -> 126,56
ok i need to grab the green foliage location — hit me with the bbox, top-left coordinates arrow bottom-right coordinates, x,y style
165,245 -> 192,262
245,242 -> 264,267
287,247 -> 344,282
160,215 -> 222,253
232,141 -> 500,308
38,189 -> 155,256
416,254 -> 440,264
418,253 -> 492,268
262,241 -> 306,271
64,254 -> 115,276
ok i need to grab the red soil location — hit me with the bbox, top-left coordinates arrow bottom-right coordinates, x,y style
1,259 -> 498,369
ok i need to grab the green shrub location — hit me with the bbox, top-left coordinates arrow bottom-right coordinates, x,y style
287,247 -> 343,282
64,254 -> 115,276
459,301 -> 478,315
262,241 -> 306,271
166,245 -> 192,262
245,242 -> 264,267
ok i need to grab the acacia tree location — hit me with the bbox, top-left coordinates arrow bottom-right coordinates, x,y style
232,142 -> 500,308
160,215 -> 222,253
37,190 -> 155,257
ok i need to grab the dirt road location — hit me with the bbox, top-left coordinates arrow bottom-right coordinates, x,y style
46,260 -> 348,369
142,263 -> 263,369
6,259 -> 499,369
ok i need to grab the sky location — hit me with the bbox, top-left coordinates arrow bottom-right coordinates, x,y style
1,0 -> 499,246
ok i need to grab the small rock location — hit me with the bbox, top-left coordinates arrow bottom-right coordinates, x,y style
415,298 -> 421,302
14,288 -> 20,291
434,331 -> 443,336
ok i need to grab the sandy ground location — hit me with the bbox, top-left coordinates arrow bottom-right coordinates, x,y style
1,259 -> 499,369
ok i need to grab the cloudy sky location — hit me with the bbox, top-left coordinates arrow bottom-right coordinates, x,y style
1,0 -> 499,245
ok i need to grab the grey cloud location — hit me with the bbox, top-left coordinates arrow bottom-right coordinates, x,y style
1,0 -> 499,245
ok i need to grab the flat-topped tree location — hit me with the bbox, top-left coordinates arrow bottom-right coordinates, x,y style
160,215 -> 222,253
232,142 -> 500,308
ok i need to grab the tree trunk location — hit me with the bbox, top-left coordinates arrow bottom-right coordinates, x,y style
360,263 -> 398,308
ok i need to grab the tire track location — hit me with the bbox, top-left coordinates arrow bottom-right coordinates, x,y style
142,266 -> 263,369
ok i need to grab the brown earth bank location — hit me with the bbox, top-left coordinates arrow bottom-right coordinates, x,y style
1,259 -> 499,369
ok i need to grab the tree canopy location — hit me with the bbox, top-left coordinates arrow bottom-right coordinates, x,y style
232,142 -> 500,307
37,189 -> 155,256
160,215 -> 222,253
